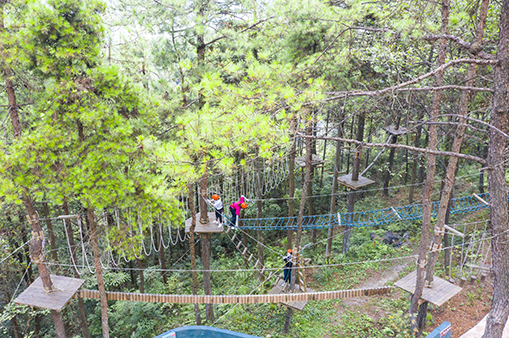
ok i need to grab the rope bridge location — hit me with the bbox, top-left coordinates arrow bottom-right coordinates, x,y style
236,193 -> 492,230
77,286 -> 392,304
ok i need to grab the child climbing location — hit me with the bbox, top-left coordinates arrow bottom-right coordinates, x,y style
282,249 -> 293,288
229,195 -> 248,228
207,194 -> 224,227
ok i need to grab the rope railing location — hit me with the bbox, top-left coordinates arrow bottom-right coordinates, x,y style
235,193 -> 492,230
77,286 -> 392,304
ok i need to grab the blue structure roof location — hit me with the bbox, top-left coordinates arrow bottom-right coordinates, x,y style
155,326 -> 262,338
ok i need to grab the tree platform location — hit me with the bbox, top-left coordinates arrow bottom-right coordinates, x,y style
338,173 -> 376,190
394,270 -> 462,307
295,154 -> 324,167
268,283 -> 315,311
14,275 -> 85,311
185,212 -> 224,233
383,125 -> 410,136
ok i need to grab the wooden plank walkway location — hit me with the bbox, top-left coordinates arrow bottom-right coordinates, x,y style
394,270 -> 462,307
14,275 -> 85,311
78,286 -> 392,304
268,283 -> 315,311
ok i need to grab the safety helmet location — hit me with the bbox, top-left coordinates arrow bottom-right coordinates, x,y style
287,249 -> 292,253
241,202 -> 247,209
212,194 -> 219,200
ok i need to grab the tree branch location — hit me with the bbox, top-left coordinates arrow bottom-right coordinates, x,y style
204,18 -> 272,47
322,58 -> 498,101
296,132 -> 487,165
424,34 -> 495,60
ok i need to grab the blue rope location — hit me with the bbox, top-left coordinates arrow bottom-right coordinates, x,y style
233,192 -> 492,231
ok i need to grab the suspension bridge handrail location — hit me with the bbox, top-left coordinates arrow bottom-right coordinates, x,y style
234,193 -> 492,230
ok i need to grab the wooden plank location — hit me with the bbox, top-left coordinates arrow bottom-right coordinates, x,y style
337,174 -> 376,190
185,212 -> 224,233
14,275 -> 85,311
395,270 -> 462,307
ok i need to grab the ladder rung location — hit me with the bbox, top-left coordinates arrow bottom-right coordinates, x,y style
225,226 -> 231,234
231,234 -> 237,242
242,247 -> 248,256
254,259 -> 259,268
236,241 -> 242,249
248,253 -> 253,262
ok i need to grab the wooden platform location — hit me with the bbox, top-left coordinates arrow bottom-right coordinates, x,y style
295,154 -> 324,168
394,270 -> 462,307
14,275 -> 85,311
338,174 -> 376,190
185,212 -> 224,233
268,283 -> 315,311
384,125 -> 410,136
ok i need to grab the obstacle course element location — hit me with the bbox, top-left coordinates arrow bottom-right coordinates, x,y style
337,173 -> 375,190
395,270 -> 462,307
14,275 -> 85,311
185,212 -> 224,233
268,284 -> 315,311
77,286 -> 392,304
236,193 -> 493,230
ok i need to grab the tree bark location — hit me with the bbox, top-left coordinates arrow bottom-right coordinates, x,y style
43,202 -> 59,267
187,183 -> 202,325
86,208 -> 109,338
410,0 -> 449,334
158,226 -> 168,285
326,116 -> 343,260
483,0 -> 509,336
383,116 -> 401,197
256,160 -> 265,282
198,173 -> 214,323
342,111 -> 365,254
136,258 -> 144,293
62,202 -> 90,338
424,0 -> 489,289
287,119 -> 297,250
284,118 -> 313,334
409,109 -> 424,204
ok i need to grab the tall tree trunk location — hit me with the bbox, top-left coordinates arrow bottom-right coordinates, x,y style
383,116 -> 401,197
284,119 -> 313,334
187,183 -> 202,325
424,0 -> 489,287
136,258 -> 144,293
22,198 -> 66,338
326,116 -> 343,260
409,109 -> 424,204
410,0 -> 449,334
287,119 -> 297,250
255,159 -> 265,282
342,111 -> 365,254
198,174 -> 214,323
483,1 -> 509,336
86,208 -> 109,338
158,227 -> 167,285
42,202 -> 59,267
62,202 -> 90,338
4,0 -> 65,327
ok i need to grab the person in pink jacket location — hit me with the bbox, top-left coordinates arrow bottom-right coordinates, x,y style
229,195 -> 247,228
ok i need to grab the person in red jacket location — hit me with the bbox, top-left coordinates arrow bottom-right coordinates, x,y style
229,195 -> 247,228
